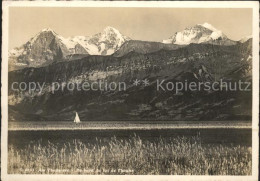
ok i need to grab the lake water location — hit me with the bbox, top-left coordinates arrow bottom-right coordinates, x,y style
9,128 -> 252,150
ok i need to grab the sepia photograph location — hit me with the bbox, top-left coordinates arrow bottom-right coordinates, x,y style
1,1 -> 259,181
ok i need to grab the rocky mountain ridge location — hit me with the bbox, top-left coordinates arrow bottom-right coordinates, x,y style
8,39 -> 252,122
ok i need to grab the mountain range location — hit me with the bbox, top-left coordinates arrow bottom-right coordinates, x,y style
8,23 -> 252,122
9,23 -> 249,71
9,26 -> 130,71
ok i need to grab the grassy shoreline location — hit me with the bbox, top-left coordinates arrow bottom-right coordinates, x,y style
8,121 -> 252,131
8,135 -> 251,175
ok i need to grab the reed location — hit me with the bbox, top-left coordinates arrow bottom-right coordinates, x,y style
8,135 -> 251,175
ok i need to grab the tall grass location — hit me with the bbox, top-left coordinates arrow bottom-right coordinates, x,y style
8,135 -> 251,175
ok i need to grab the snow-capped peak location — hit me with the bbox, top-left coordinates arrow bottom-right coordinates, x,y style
198,23 -> 225,40
100,26 -> 130,42
104,26 -> 119,33
27,28 -> 59,45
39,28 -> 59,37
162,23 -> 228,45
81,26 -> 130,55
41,28 -> 55,32
198,23 -> 218,32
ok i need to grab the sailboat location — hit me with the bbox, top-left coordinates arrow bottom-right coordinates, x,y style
74,112 -> 81,123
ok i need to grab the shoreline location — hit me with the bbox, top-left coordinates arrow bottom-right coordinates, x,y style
8,125 -> 252,131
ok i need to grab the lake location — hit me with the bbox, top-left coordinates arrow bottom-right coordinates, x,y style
9,128 -> 252,150
8,121 -> 252,175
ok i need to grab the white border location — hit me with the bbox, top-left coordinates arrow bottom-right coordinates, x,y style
1,1 -> 259,181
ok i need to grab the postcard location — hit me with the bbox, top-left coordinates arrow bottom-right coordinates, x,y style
1,1 -> 259,181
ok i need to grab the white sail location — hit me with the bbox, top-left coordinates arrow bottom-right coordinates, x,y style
74,112 -> 81,123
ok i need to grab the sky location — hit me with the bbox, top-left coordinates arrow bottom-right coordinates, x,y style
9,7 -> 252,49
